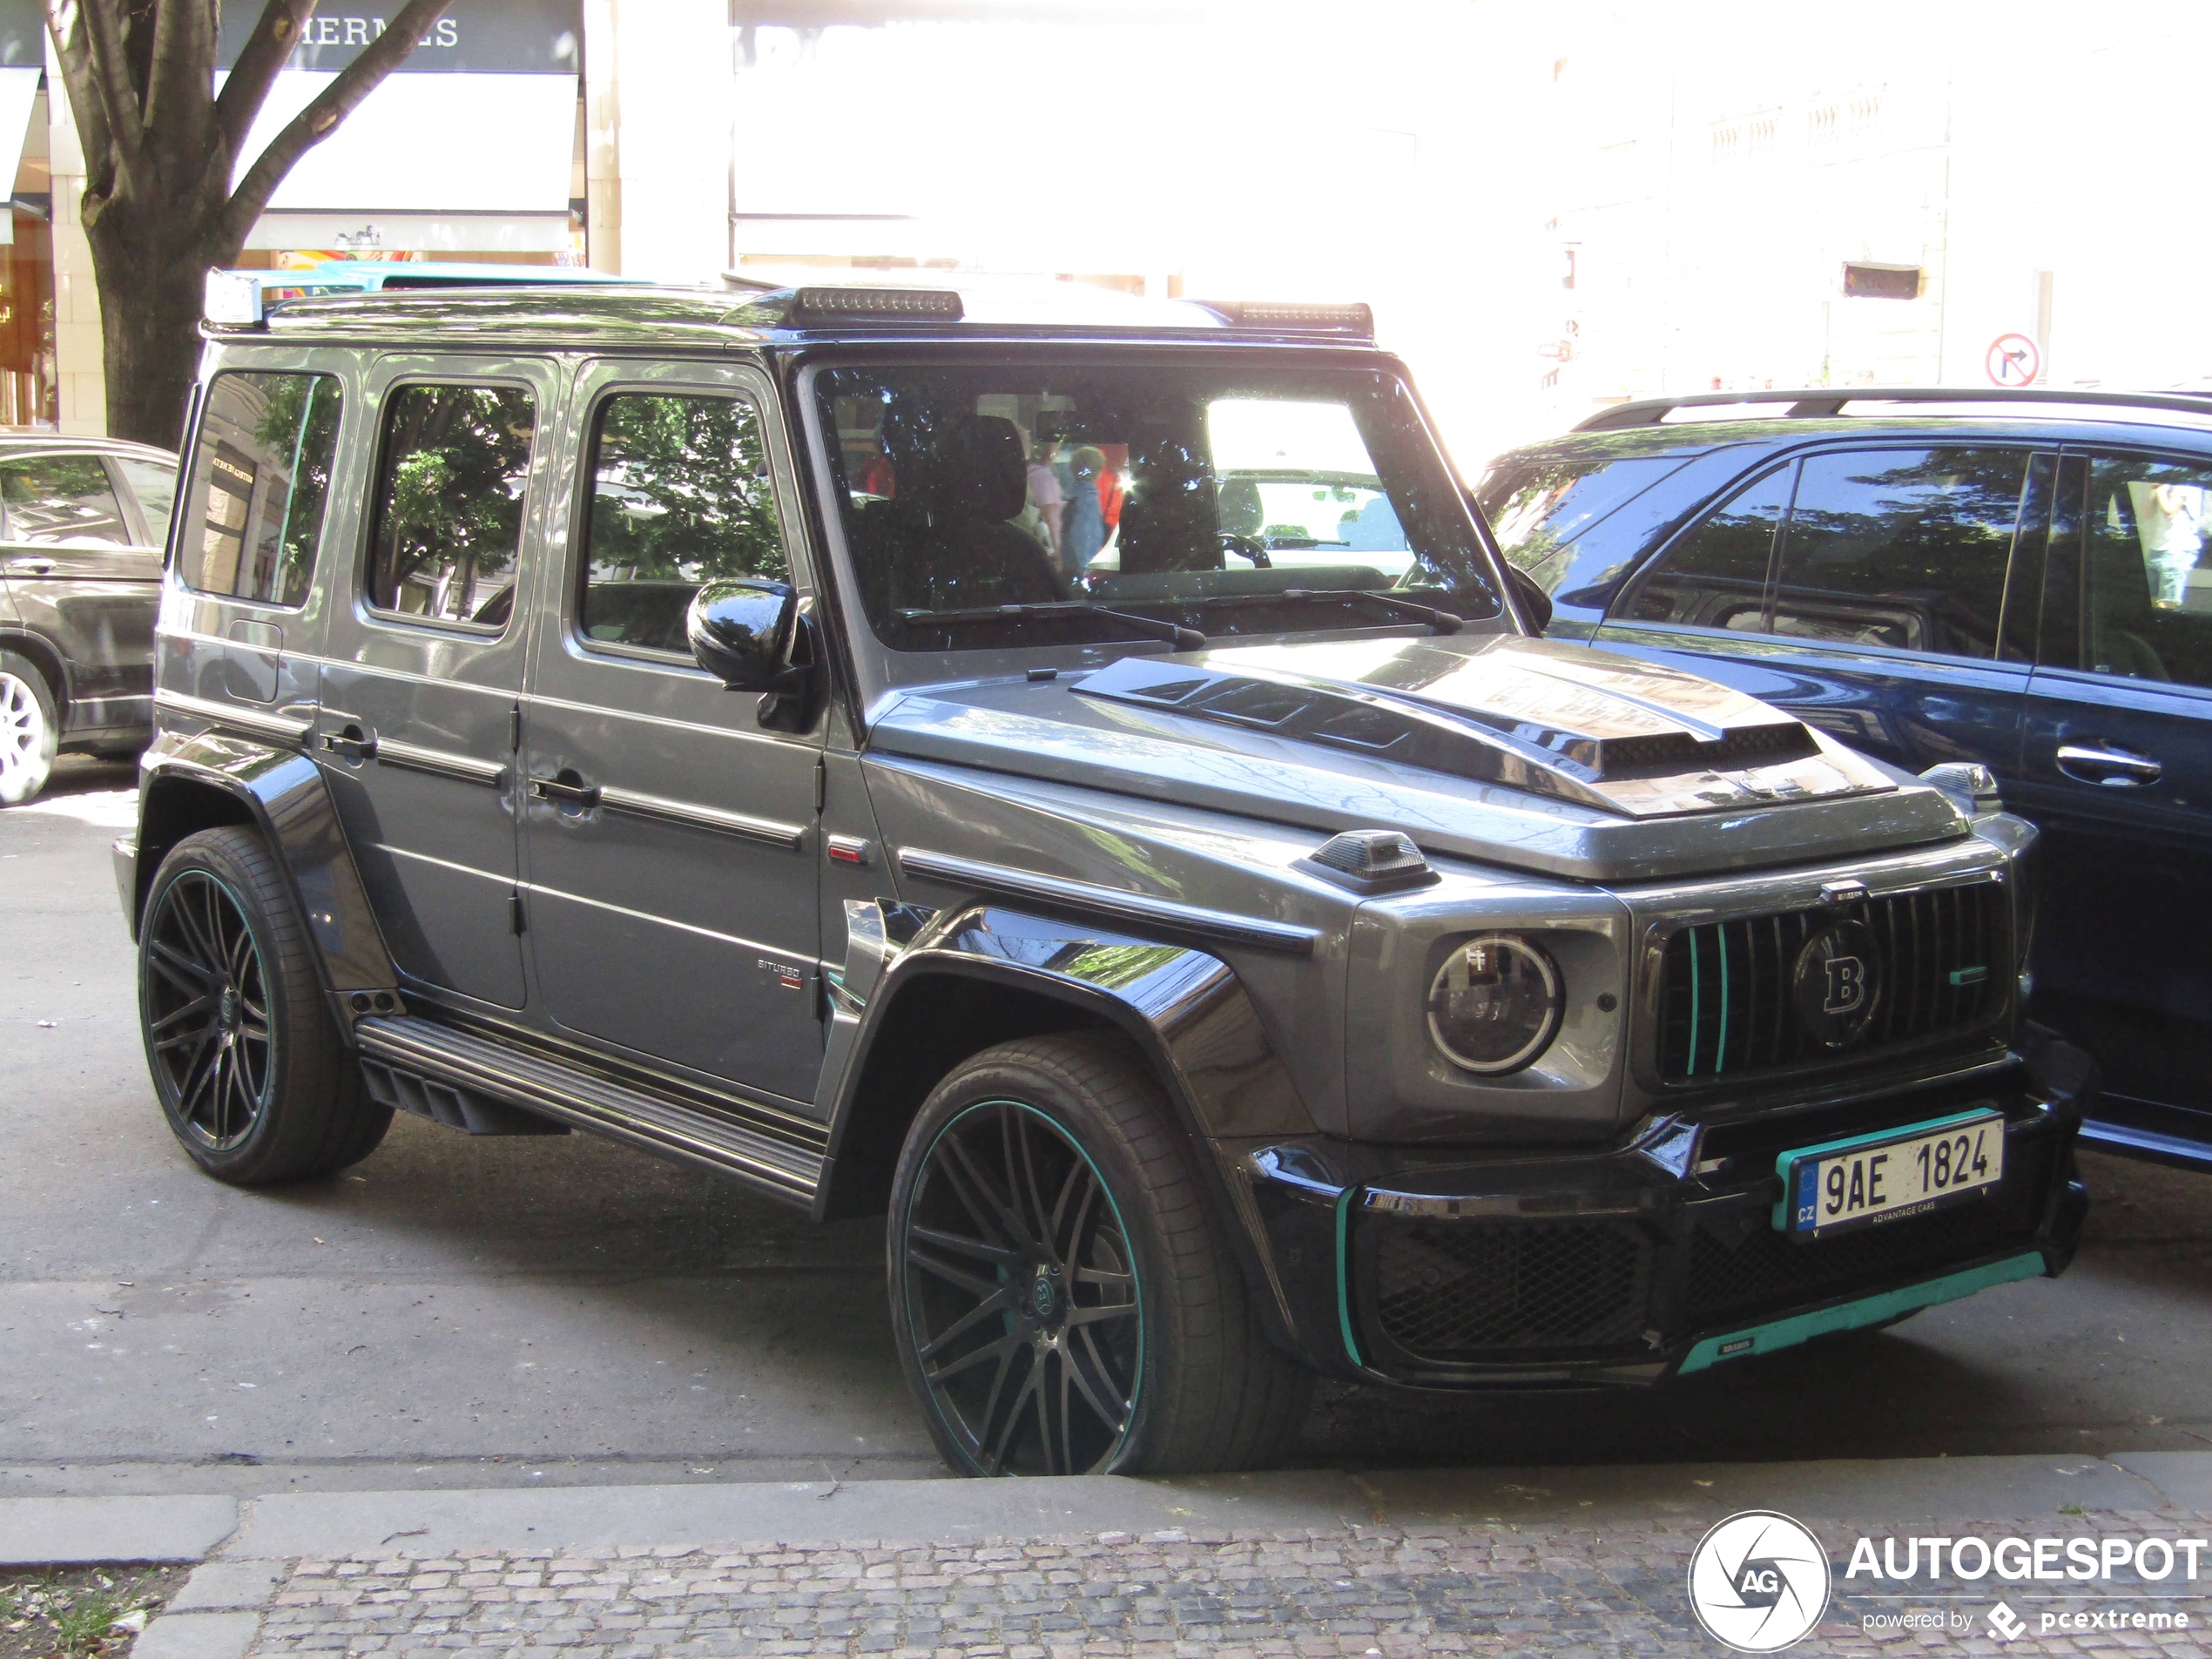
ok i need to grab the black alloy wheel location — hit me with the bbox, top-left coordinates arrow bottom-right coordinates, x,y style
899,1097 -> 1144,1475
138,826 -> 391,1184
143,868 -> 273,1150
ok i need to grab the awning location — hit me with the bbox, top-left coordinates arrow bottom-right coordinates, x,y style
231,70 -> 577,253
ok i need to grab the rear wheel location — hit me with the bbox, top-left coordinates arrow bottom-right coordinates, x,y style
0,651 -> 57,806
139,826 -> 390,1184
887,1031 -> 1310,1475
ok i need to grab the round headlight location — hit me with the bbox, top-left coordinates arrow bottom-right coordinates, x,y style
1426,934 -> 1563,1075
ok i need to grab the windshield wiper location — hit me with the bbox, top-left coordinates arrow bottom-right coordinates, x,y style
895,603 -> 1208,651
1177,589 -> 1465,634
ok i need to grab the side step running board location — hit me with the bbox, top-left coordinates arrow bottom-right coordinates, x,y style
353,1014 -> 826,1204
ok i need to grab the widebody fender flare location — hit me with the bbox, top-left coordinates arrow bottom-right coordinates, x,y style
816,898 -> 1322,1352
131,731 -> 400,1021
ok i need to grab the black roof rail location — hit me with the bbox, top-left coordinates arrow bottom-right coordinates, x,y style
1574,385 -> 2212,432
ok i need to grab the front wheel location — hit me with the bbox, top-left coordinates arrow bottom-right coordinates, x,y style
887,1032 -> 1310,1475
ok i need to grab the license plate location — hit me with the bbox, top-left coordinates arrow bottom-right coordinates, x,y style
1776,1109 -> 2006,1239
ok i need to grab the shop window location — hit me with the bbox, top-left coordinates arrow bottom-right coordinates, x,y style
179,371 -> 343,607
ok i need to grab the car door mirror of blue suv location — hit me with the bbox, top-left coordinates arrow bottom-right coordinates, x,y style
1505,563 -> 1552,636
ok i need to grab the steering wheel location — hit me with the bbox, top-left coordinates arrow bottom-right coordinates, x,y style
1220,530 -> 1271,569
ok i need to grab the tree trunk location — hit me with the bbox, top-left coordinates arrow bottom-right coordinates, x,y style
84,194 -> 232,451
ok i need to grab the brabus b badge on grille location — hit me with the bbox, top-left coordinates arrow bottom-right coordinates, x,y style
1792,920 -> 1881,1047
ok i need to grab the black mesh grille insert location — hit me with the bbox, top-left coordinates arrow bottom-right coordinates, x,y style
1656,882 -> 2005,1083
1685,1136 -> 2051,1325
1370,1217 -> 1650,1359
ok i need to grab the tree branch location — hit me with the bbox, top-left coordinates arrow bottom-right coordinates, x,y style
213,0 -> 312,161
69,0 -> 146,163
145,0 -> 219,146
221,0 -> 452,247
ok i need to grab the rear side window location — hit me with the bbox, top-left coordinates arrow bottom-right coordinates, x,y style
2075,453 -> 2212,689
1769,447 -> 2025,658
1620,464 -> 1791,630
2,454 -> 134,549
179,371 -> 343,606
366,383 -> 537,626
578,392 -> 791,656
117,457 -> 178,550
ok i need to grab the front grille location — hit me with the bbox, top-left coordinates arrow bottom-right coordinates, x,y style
1370,1217 -> 1650,1360
1656,882 -> 2005,1082
1684,1136 -> 2051,1325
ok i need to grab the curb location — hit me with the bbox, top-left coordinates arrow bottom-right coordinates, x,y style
4,1450 -> 2207,1571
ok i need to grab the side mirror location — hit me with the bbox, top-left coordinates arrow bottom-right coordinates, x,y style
1505,563 -> 1553,637
685,578 -> 821,729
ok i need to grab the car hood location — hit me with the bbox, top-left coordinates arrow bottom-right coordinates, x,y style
867,634 -> 1967,882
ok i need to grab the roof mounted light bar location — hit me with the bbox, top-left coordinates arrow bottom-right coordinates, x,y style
1575,385 -> 2212,431
204,268 -> 269,329
789,286 -> 964,323
1197,299 -> 1375,338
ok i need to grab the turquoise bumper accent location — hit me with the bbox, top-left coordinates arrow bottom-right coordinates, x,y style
1677,1250 -> 2047,1375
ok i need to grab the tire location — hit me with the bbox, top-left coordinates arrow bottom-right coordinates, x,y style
887,1030 -> 1312,1476
0,650 -> 57,806
138,826 -> 391,1184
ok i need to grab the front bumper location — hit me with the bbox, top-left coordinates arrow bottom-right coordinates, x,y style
1238,1041 -> 2090,1389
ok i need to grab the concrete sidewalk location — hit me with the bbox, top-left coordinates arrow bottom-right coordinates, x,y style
8,1453 -> 2212,1656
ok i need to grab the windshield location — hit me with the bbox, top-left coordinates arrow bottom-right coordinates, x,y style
814,360 -> 1501,651
1475,449 -> 1692,589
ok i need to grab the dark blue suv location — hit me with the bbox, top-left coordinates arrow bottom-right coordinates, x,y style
1478,387 -> 2212,1167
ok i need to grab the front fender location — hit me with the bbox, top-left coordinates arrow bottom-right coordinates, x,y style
134,732 -> 399,1018
817,900 -> 1323,1354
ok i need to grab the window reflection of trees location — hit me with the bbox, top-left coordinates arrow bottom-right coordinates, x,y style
370,384 -> 536,624
585,395 -> 786,585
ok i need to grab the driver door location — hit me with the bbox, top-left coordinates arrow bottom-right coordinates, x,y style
519,360 -> 826,1105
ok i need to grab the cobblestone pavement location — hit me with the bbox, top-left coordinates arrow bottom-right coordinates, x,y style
242,1507 -> 2212,1658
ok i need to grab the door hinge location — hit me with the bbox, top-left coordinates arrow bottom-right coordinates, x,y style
509,890 -> 527,934
814,756 -> 827,812
509,706 -> 523,752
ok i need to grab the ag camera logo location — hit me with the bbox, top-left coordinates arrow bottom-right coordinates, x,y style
1688,1510 -> 1832,1651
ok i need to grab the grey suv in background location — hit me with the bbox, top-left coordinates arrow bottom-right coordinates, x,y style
115,281 -> 2088,1475
0,436 -> 179,804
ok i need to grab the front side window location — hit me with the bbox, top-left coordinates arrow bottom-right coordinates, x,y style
2,454 -> 133,550
814,361 -> 1500,652
2078,453 -> 2212,690
1620,463 -> 1791,630
178,372 -> 343,606
578,392 -> 791,656
366,382 -> 536,626
1768,447 -> 2025,658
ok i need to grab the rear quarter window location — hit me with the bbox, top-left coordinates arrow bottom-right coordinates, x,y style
178,370 -> 344,608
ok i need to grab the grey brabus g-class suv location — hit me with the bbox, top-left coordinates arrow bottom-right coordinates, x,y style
116,277 -> 2089,1476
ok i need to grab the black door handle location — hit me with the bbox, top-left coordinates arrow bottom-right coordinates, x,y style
529,774 -> 602,810
319,725 -> 376,761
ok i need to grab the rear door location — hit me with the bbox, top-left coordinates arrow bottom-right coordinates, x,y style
317,359 -> 558,1013
1594,442 -> 2047,782
518,359 -> 826,1103
2018,447 -> 2212,1131
0,449 -> 164,737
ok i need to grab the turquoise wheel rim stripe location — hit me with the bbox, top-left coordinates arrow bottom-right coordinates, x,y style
1677,1251 -> 2045,1375
1334,1186 -> 1362,1366
900,1097 -> 1146,1474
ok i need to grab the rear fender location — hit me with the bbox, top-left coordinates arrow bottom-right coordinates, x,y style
132,732 -> 400,1028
